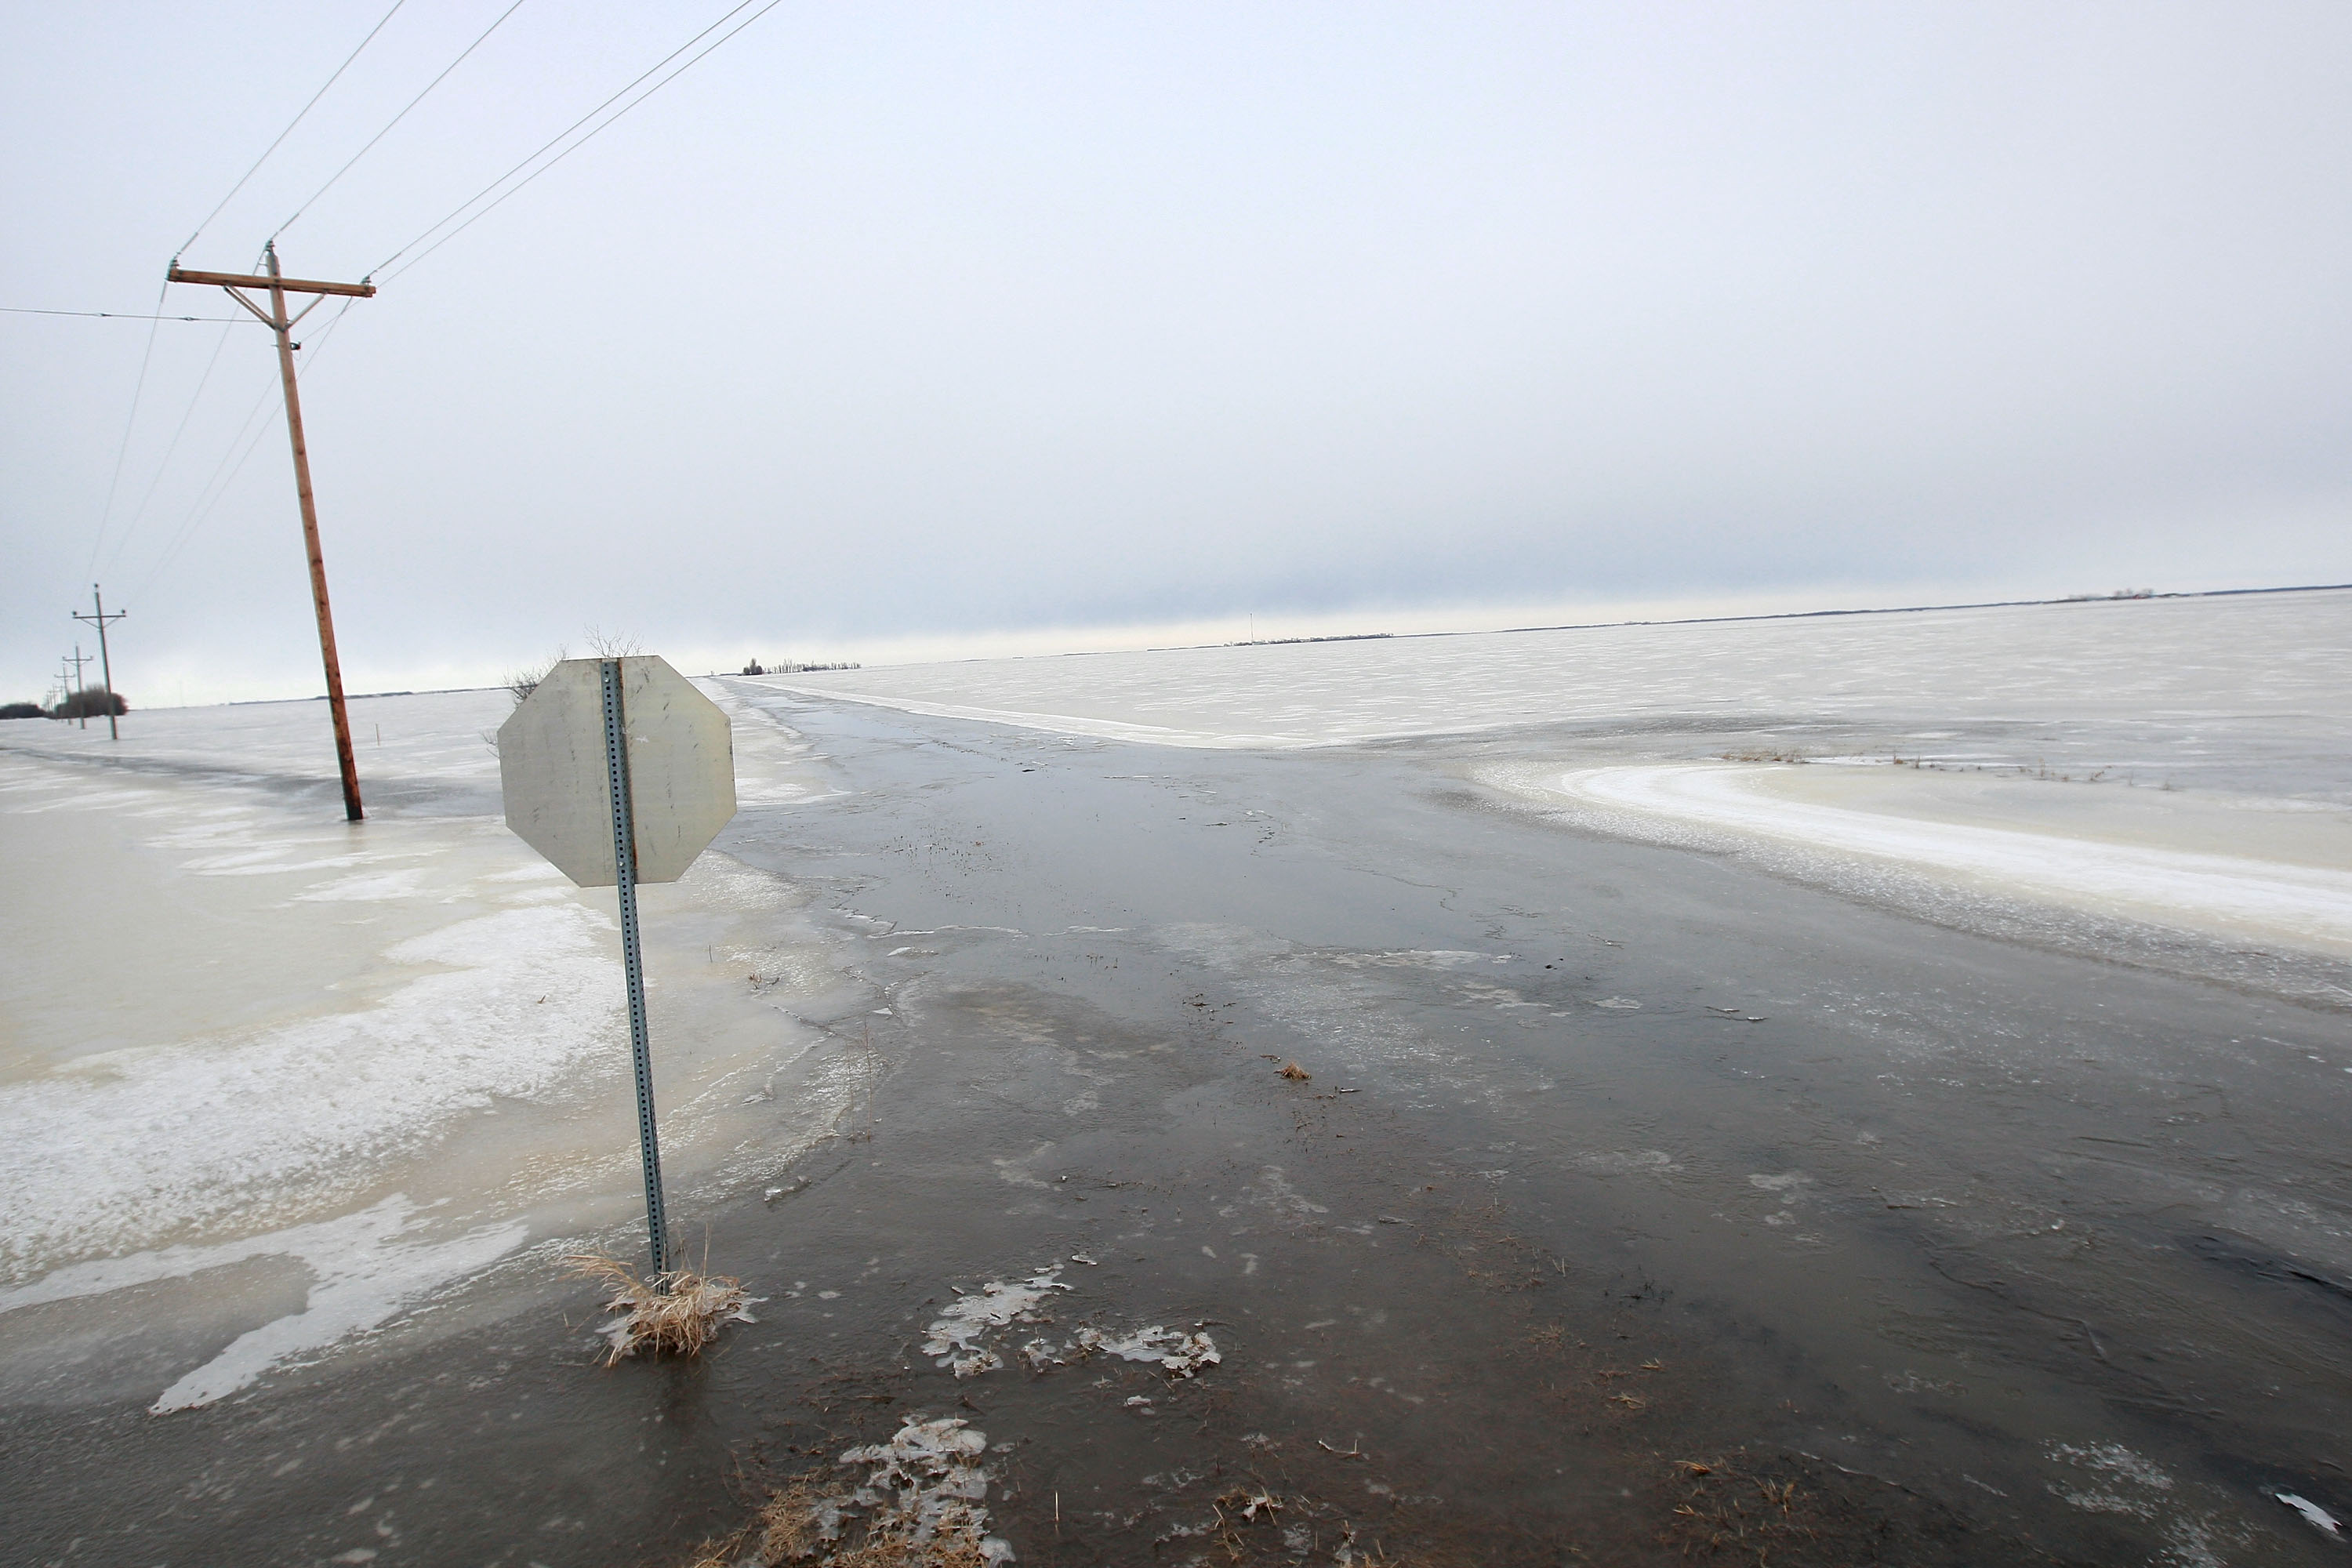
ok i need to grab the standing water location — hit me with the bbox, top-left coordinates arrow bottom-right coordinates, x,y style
2,587 -> 2348,1565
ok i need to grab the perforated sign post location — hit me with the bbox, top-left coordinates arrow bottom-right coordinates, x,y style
499,655 -> 737,1276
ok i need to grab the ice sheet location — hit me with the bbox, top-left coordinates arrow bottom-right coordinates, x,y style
0,686 -> 856,1408
0,1196 -> 529,1414
1487,760 -> 2352,958
748,591 -> 2350,967
0,900 -> 618,1274
754,590 -> 2352,800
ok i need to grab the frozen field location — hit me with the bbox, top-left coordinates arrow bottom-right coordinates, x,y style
766,590 -> 2352,786
768,590 -> 2352,964
0,685 -> 859,1411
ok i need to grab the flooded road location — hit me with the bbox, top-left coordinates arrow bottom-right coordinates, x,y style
9,684 -> 2350,1566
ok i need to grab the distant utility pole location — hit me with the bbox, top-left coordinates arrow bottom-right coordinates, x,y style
71,586 -> 125,741
65,644 -> 93,729
168,242 -> 376,822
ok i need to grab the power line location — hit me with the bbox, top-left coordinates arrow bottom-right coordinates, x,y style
276,0 -> 533,241
103,323 -> 240,579
84,279 -> 172,578
83,244 -> 270,579
373,0 -> 785,281
125,382 -> 282,609
125,299 -> 363,613
176,0 -> 410,257
0,306 -> 245,322
371,0 -> 766,277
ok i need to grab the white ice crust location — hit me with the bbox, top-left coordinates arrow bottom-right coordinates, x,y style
1529,762 -> 2352,956
0,684 -> 848,1410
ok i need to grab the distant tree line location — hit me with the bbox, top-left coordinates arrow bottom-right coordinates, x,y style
1,688 -> 129,720
739,658 -> 860,676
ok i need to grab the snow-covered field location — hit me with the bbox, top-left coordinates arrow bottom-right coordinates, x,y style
765,590 -> 2352,787
0,685 -> 858,1411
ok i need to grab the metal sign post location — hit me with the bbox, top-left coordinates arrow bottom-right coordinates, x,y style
498,655 -> 737,1280
599,659 -> 671,1276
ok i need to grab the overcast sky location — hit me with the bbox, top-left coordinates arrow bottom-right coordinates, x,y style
5,2 -> 2348,705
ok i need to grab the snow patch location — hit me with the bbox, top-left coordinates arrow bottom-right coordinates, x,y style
1071,1324 -> 1222,1377
920,1266 -> 1223,1384
924,1269 -> 1073,1377
2275,1492 -> 2344,1541
837,1417 -> 1014,1566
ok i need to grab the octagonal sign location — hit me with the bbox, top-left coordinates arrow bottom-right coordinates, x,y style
498,655 -> 736,887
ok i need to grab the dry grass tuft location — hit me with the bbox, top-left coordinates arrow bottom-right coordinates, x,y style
684,1477 -> 993,1568
824,1520 -> 991,1568
1661,1456 -> 1816,1560
564,1252 -> 755,1365
750,1479 -> 834,1563
685,1416 -> 1007,1567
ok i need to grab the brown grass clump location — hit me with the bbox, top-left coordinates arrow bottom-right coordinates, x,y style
563,1252 -> 755,1365
824,1520 -> 991,1568
1279,1061 -> 1311,1081
685,1417 -> 1007,1567
750,1479 -> 835,1563
683,1477 -> 995,1568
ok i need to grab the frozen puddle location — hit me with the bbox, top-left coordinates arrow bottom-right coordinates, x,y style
1066,1324 -> 1222,1377
0,902 -> 618,1276
923,1266 -> 1221,1381
1495,762 -> 2352,958
924,1269 -> 1073,1376
0,1196 -> 525,1413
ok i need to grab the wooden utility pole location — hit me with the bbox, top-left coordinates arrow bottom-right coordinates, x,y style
64,644 -> 93,729
71,586 -> 125,741
167,243 -> 376,821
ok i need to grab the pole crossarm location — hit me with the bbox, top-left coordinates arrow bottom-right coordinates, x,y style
165,267 -> 376,298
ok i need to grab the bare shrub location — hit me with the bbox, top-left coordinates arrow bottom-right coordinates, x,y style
506,644 -> 564,707
582,624 -> 643,659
